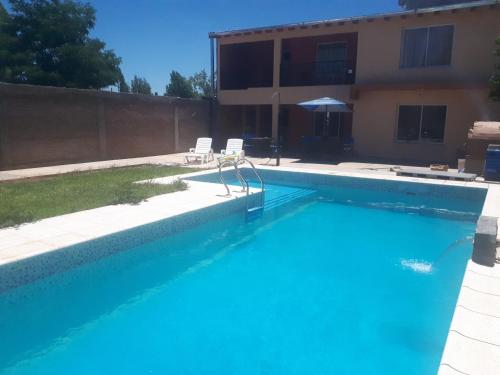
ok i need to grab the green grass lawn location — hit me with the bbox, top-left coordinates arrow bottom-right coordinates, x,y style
0,165 -> 196,228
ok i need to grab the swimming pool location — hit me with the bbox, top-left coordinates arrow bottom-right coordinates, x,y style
0,169 -> 486,374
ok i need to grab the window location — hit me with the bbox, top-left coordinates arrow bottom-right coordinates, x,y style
397,106 -> 421,141
314,112 -> 343,137
316,43 -> 347,62
396,105 -> 446,143
400,25 -> 454,68
315,43 -> 348,84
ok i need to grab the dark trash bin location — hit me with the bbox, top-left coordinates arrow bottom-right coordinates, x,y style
484,144 -> 500,181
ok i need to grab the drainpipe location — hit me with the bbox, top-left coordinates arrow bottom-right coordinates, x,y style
210,36 -> 216,99
271,92 -> 281,166
209,36 -> 216,140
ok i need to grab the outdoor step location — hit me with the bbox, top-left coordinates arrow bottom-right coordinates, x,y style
246,206 -> 264,222
264,188 -> 316,211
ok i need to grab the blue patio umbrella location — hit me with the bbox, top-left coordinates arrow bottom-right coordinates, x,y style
298,97 -> 352,137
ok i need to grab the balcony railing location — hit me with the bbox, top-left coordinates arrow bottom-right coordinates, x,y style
280,60 -> 355,87
220,65 -> 273,90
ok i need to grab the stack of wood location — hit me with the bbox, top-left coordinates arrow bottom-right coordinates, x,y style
430,164 -> 449,171
467,122 -> 500,140
465,122 -> 500,174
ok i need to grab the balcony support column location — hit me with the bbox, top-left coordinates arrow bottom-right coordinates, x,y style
272,38 -> 281,142
255,105 -> 261,136
272,99 -> 279,142
272,38 -> 282,89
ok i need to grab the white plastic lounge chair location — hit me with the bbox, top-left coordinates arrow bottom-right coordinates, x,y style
185,137 -> 214,164
221,138 -> 244,160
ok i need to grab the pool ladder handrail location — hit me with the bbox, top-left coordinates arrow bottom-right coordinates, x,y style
217,157 -> 265,216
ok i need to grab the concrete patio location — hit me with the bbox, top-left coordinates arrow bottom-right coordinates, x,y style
0,152 -> 414,182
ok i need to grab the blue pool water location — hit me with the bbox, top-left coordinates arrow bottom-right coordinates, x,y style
0,171 -> 485,374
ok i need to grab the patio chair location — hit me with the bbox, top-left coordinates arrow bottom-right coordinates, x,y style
343,136 -> 354,153
221,138 -> 244,160
185,137 -> 214,164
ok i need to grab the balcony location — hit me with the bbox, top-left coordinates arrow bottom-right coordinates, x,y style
280,60 -> 355,87
219,40 -> 274,90
220,65 -> 273,91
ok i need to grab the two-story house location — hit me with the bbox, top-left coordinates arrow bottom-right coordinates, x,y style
208,0 -> 500,163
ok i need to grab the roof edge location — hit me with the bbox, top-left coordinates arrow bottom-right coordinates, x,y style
209,0 -> 498,38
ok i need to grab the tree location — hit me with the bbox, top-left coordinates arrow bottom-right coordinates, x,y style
189,69 -> 213,98
130,75 -> 151,95
165,70 -> 195,98
0,2 -> 27,83
490,37 -> 500,101
0,3 -> 7,20
117,72 -> 130,93
0,0 -> 122,89
399,0 -> 473,9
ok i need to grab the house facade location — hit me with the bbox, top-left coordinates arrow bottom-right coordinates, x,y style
209,0 -> 500,163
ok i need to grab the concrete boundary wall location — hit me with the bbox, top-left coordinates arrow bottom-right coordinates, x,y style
0,83 -> 211,170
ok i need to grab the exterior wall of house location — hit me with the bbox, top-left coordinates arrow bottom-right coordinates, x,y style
355,8 -> 499,85
213,4 -> 500,163
352,88 -> 500,163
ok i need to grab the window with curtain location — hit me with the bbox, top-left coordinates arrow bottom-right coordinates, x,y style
396,105 -> 447,142
400,25 -> 454,68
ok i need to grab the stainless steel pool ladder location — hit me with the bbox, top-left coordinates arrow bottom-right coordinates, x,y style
217,157 -> 265,219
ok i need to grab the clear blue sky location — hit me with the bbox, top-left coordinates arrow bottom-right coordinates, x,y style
3,0 -> 402,93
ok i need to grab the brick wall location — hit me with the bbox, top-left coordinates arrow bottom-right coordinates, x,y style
0,83 -> 211,170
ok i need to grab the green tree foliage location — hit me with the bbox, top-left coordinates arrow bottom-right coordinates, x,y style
165,70 -> 195,98
117,72 -> 130,93
0,0 -> 122,89
189,69 -> 212,98
130,75 -> 151,95
164,69 -> 213,99
399,0 -> 473,9
490,37 -> 500,101
0,2 -> 24,82
0,3 -> 8,45
0,3 -> 7,20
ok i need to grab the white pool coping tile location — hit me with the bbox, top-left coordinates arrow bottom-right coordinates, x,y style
482,183 -> 500,217
453,277 -> 500,318
0,233 -> 38,252
0,241 -> 54,264
462,267 -> 500,295
42,233 -> 94,248
438,364 -> 469,375
449,305 -> 500,346
440,330 -> 500,375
